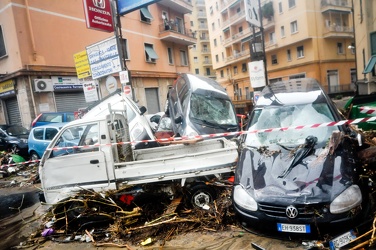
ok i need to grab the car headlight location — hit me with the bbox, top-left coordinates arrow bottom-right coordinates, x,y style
330,185 -> 362,214
184,125 -> 199,137
130,123 -> 144,141
233,185 -> 258,211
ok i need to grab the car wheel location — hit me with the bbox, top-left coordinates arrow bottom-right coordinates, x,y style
30,152 -> 40,161
186,184 -> 216,208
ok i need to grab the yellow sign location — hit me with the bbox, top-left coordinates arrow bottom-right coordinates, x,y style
73,50 -> 91,79
0,80 -> 14,93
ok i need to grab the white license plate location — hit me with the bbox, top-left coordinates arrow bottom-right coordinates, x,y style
329,230 -> 356,250
277,223 -> 311,233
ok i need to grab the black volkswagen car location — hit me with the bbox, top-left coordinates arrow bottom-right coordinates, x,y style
232,79 -> 373,243
0,124 -> 29,157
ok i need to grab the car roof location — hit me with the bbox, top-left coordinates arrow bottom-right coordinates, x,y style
256,78 -> 329,106
30,122 -> 68,130
182,73 -> 227,93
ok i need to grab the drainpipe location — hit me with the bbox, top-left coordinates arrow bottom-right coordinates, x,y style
25,0 -> 37,61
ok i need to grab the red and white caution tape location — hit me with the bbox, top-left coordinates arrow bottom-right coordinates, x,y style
1,116 -> 375,169
360,106 -> 376,116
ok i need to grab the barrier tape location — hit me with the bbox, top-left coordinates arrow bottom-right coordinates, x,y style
360,106 -> 376,116
1,116 -> 375,170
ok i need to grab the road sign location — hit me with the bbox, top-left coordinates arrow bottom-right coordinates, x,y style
244,0 -> 261,27
124,85 -> 131,95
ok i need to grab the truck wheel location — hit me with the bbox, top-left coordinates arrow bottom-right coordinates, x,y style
187,184 -> 216,208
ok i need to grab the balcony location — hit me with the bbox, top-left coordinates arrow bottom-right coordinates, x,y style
264,39 -> 277,51
196,0 -> 205,7
158,0 -> 193,14
225,49 -> 250,63
222,10 -> 245,28
324,83 -> 356,95
222,27 -> 252,47
199,36 -> 209,42
197,24 -> 208,30
159,24 -> 197,46
263,17 -> 275,30
321,0 -> 351,13
201,49 -> 211,54
197,12 -> 207,19
202,59 -> 212,65
323,25 -> 354,38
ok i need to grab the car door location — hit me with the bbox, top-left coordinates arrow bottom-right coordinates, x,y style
40,122 -> 110,203
0,130 -> 7,150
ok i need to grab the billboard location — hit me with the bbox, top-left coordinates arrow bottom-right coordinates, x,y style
117,0 -> 161,16
83,0 -> 114,32
86,36 -> 122,79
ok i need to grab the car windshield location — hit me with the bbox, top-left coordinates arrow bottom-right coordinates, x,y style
189,93 -> 237,126
6,125 -> 29,136
245,103 -> 337,147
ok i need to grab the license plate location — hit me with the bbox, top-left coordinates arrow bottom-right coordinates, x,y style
277,223 -> 310,233
329,230 -> 356,250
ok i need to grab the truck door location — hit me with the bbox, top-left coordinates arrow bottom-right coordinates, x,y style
40,122 -> 110,203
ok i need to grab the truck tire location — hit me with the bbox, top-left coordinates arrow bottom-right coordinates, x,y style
186,184 -> 216,208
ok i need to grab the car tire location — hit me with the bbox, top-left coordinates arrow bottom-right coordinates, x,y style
30,152 -> 40,161
185,184 -> 216,208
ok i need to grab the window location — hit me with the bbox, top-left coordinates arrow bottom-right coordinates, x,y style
210,6 -> 213,14
195,68 -> 199,74
281,26 -> 285,37
194,57 -> 198,63
337,42 -> 344,54
214,38 -> 217,47
242,63 -> 247,72
289,73 -> 306,79
288,0 -> 296,8
297,46 -> 304,58
290,21 -> 298,34
270,32 -> 276,44
271,55 -> 278,65
140,7 -> 153,23
203,44 -> 208,52
287,49 -> 291,61
350,42 -> 355,54
371,32 -> 376,55
204,56 -> 209,63
216,54 -> 219,62
167,47 -> 174,64
145,43 -> 158,63
216,2 -> 218,10
239,26 -> 243,33
218,19 -> 220,26
190,21 -> 194,27
278,2 -> 283,13
206,68 -> 210,76
234,66 -> 238,74
212,22 -> 215,31
0,26 -> 7,58
121,39 -> 129,60
220,70 -> 224,78
180,50 -> 188,66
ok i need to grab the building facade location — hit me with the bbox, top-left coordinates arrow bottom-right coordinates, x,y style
0,0 -> 195,128
205,0 -> 356,114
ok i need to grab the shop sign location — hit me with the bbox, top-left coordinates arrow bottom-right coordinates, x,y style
82,0 -> 114,33
86,36 -> 122,79
74,50 -> 91,79
83,81 -> 99,102
0,80 -> 15,97
52,76 -> 82,90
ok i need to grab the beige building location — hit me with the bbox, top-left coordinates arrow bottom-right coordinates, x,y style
0,0 -> 195,128
352,0 -> 376,95
205,0 -> 356,114
188,0 -> 215,79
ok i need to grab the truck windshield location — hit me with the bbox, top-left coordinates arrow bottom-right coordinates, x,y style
189,93 -> 237,126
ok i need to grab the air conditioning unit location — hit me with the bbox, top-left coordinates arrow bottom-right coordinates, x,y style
34,79 -> 53,92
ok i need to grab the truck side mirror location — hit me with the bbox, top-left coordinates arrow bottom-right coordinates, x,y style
139,106 -> 147,115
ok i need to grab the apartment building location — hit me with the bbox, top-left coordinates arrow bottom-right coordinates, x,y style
352,0 -> 376,95
0,0 -> 195,128
188,0 -> 216,79
205,0 -> 356,114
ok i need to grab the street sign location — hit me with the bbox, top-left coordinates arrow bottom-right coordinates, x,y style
244,0 -> 261,27
82,0 -> 114,32
119,71 -> 129,84
86,36 -> 122,79
248,60 -> 266,88
124,85 -> 131,95
73,50 -> 91,79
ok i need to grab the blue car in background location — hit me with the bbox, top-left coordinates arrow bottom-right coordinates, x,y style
31,112 -> 75,128
28,123 -> 67,160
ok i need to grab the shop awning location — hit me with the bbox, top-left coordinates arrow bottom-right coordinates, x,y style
363,55 -> 376,74
140,7 -> 153,20
223,27 -> 230,33
145,46 -> 159,59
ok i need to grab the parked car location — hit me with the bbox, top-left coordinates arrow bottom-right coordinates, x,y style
166,73 -> 239,138
0,124 -> 29,157
28,123 -> 68,160
31,112 -> 75,128
232,78 -> 373,242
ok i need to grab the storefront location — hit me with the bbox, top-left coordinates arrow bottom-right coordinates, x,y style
0,79 -> 21,125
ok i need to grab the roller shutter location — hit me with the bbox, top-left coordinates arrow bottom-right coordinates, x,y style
5,97 -> 21,125
54,92 -> 90,112
145,88 -> 159,114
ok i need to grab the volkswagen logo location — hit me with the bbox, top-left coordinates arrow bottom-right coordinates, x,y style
286,205 -> 298,219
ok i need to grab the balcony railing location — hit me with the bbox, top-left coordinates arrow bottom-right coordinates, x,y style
159,23 -> 196,46
225,49 -> 250,63
324,83 -> 356,94
323,25 -> 354,38
222,10 -> 245,27
321,0 -> 350,8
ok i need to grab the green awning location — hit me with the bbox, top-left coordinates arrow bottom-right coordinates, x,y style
223,27 -> 230,33
140,7 -> 153,20
241,36 -> 252,43
363,55 -> 376,74
145,46 -> 158,59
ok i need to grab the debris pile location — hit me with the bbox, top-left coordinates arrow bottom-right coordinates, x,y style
21,182 -> 237,248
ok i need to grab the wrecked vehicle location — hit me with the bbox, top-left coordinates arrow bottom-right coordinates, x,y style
38,92 -> 238,208
166,73 -> 239,138
232,78 -> 373,244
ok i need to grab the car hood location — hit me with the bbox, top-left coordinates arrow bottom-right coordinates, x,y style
235,137 -> 357,205
7,134 -> 28,141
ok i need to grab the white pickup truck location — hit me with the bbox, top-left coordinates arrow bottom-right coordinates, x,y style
38,94 -> 239,207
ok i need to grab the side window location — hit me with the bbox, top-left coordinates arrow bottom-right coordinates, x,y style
45,128 -> 58,140
33,128 -> 44,140
67,113 -> 75,122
